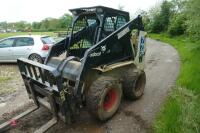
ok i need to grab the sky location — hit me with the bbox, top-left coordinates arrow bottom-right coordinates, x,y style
0,0 -> 161,23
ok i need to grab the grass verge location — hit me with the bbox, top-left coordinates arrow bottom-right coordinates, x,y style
150,34 -> 200,133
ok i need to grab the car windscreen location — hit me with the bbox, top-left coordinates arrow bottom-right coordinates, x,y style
41,36 -> 55,44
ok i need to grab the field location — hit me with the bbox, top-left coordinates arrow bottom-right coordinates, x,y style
150,34 -> 200,133
0,32 -> 57,39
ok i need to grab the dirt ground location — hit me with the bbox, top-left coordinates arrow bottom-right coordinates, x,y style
0,38 -> 180,133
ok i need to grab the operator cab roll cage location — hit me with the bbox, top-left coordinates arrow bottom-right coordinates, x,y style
45,6 -> 144,64
66,6 -> 131,59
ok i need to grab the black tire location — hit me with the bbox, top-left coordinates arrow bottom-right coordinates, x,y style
87,76 -> 122,121
29,54 -> 43,63
122,70 -> 146,100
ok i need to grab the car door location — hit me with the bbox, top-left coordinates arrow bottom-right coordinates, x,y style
0,38 -> 15,62
12,37 -> 34,60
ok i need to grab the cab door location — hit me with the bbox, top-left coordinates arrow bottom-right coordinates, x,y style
0,38 -> 15,62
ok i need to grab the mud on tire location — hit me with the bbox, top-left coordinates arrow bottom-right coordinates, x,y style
122,70 -> 146,100
86,76 -> 122,121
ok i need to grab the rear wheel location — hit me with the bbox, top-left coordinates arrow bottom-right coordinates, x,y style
123,70 -> 146,100
29,54 -> 43,63
87,76 -> 122,121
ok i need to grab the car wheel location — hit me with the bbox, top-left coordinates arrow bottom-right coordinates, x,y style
29,54 -> 43,63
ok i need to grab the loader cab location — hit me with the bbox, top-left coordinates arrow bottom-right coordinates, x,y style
67,6 -> 131,59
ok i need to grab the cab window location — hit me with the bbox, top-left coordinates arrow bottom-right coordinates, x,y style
116,16 -> 126,29
104,17 -> 116,32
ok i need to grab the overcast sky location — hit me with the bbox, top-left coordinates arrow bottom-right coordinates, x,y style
0,0 -> 161,23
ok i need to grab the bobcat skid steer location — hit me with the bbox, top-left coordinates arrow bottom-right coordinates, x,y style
0,6 -> 146,133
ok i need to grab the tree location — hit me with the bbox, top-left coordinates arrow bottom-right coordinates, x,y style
171,0 -> 186,13
160,1 -> 173,30
32,22 -> 41,29
48,18 -> 61,31
168,13 -> 187,36
186,0 -> 200,40
40,18 -> 50,30
147,1 -> 173,33
14,21 -> 31,31
166,0 -> 187,36
1,12 -> 73,32
59,14 -> 72,29
0,22 -> 7,29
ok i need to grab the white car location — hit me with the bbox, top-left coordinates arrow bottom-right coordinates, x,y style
0,35 -> 55,63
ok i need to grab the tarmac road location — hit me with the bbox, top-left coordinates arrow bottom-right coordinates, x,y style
1,38 -> 180,133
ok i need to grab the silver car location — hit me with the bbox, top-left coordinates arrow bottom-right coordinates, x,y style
0,35 -> 55,63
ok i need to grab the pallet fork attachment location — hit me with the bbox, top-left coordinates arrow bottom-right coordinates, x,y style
0,80 -> 59,133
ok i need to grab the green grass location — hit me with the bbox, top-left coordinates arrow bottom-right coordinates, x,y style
150,34 -> 200,133
0,77 -> 12,83
0,32 -> 56,39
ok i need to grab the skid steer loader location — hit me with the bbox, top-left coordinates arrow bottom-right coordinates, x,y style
0,6 -> 146,132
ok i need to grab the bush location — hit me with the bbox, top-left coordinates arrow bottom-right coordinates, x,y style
168,14 -> 187,36
186,0 -> 200,40
149,1 -> 173,33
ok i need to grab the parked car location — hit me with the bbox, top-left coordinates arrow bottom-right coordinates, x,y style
0,29 -> 6,33
0,35 -> 55,63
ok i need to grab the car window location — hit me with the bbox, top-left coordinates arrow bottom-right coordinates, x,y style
0,38 -> 15,48
41,36 -> 55,44
15,37 -> 34,47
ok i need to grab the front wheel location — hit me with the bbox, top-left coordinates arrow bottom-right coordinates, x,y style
87,76 -> 122,121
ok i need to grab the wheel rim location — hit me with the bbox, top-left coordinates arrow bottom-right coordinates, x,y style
30,55 -> 40,63
103,88 -> 118,111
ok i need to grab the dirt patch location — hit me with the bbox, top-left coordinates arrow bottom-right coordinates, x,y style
0,64 -> 23,96
123,109 -> 151,132
0,64 -> 30,124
